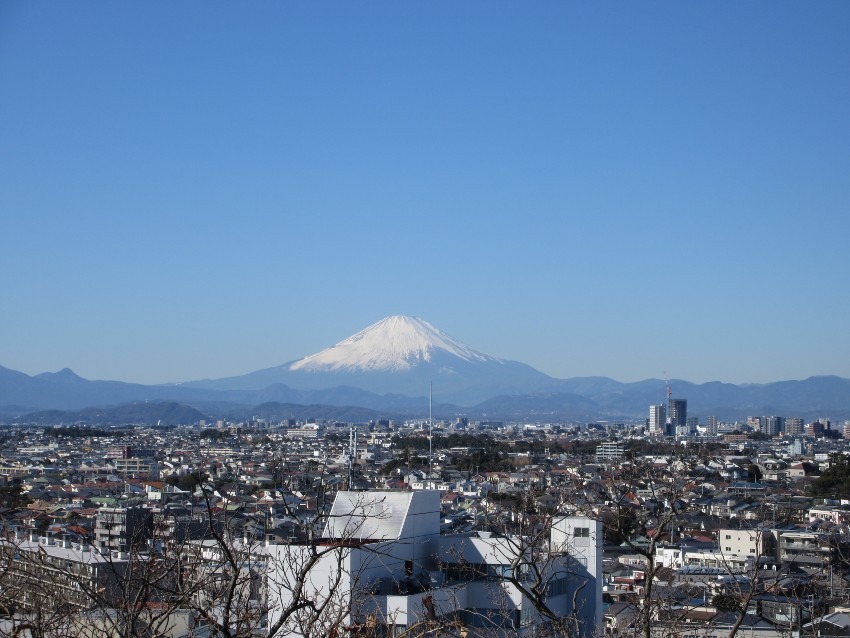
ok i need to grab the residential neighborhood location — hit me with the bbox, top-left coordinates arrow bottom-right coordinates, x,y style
2,412 -> 850,637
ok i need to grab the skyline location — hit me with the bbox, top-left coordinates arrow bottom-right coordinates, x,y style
2,3 -> 850,386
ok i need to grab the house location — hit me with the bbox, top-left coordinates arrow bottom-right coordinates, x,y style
604,601 -> 637,634
808,504 -> 849,525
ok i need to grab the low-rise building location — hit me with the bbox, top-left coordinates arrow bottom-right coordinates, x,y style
265,490 -> 603,638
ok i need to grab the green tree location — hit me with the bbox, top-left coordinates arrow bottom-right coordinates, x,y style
808,454 -> 850,498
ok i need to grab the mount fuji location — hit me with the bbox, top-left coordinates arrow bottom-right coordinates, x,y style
187,315 -> 558,404
6,316 -> 850,420
290,315 -> 494,373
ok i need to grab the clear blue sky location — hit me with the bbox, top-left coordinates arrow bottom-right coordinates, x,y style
2,2 -> 849,386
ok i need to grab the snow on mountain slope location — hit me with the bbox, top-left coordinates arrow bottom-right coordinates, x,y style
289,315 -> 496,372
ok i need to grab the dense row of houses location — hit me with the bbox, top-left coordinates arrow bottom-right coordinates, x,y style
2,418 -> 850,637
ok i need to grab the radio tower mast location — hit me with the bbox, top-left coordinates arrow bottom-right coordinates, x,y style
428,381 -> 433,489
348,424 -> 357,490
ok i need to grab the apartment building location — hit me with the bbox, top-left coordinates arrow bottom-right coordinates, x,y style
94,506 -> 153,551
0,532 -> 127,612
717,527 -> 773,557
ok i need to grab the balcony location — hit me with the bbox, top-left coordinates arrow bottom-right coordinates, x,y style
366,586 -> 468,626
781,542 -> 830,552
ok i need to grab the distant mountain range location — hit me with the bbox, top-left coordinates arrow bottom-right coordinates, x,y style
16,401 -> 208,427
181,316 -> 556,404
3,315 -> 850,424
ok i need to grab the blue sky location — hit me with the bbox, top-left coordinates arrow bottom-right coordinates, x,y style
2,2 -> 849,385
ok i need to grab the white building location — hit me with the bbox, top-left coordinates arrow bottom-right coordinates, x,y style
264,490 -> 601,637
0,532 -> 130,613
596,441 -> 625,461
717,527 -> 768,557
808,504 -> 849,525
649,405 -> 666,436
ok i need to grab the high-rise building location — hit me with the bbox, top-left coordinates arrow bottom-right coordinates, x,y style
706,416 -> 719,437
649,404 -> 666,436
785,418 -> 804,437
806,421 -> 826,437
762,416 -> 783,437
668,399 -> 687,432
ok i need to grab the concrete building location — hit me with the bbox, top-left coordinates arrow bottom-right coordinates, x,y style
94,506 -> 153,551
596,441 -> 625,461
784,418 -> 804,437
805,421 -> 826,437
705,416 -> 719,437
0,532 -> 128,613
668,399 -> 687,435
113,457 -> 154,475
649,405 -> 666,436
717,527 -> 774,558
761,416 -> 783,437
265,490 -> 602,638
776,529 -> 839,568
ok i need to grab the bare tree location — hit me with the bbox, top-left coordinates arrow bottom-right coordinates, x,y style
3,481 -> 602,638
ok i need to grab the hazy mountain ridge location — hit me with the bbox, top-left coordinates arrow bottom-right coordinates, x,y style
17,401 -> 207,426
5,366 -> 849,423
223,402 -> 389,423
3,315 -> 850,421
183,349 -> 555,404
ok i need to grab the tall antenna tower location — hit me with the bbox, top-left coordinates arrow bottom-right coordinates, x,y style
348,424 -> 357,490
428,381 -> 433,489
664,370 -> 672,402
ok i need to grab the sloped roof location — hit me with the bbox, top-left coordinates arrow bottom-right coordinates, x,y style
324,491 -> 411,540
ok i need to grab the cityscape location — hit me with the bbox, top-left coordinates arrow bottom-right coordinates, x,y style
3,327 -> 850,637
3,2 -> 850,637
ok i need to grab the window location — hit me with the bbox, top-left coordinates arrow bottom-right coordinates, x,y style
445,562 -> 486,582
546,577 -> 569,598
516,607 -> 534,628
574,527 -> 590,538
487,564 -> 513,581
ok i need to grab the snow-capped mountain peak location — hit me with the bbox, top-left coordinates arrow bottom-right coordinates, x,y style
289,315 -> 494,373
